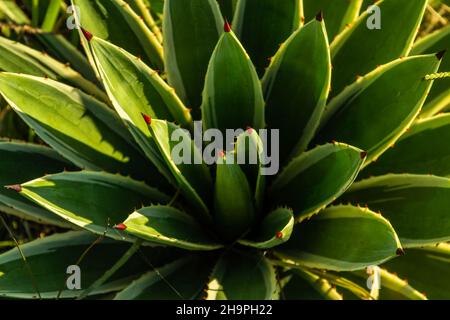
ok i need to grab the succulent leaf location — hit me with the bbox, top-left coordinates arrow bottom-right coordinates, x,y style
36,33 -> 98,83
330,0 -> 428,96
122,205 -> 223,250
238,207 -> 294,249
234,130 -> 266,213
206,250 -> 277,300
115,257 -> 213,300
201,27 -> 265,134
233,0 -> 302,77
341,174 -> 450,248
302,0 -> 363,41
91,37 -> 193,129
17,171 -> 170,242
0,73 -> 167,185
216,0 -> 238,20
317,54 -> 441,165
214,153 -> 256,241
270,143 -> 365,221
348,268 -> 427,300
0,36 -> 107,102
382,243 -> 450,300
146,119 -> 213,221
0,141 -> 73,227
163,0 -> 224,117
72,0 -> 164,71
0,231 -> 178,299
282,269 -> 343,300
361,114 -> 450,178
274,205 -> 402,271
263,18 -> 331,163
412,25 -> 450,117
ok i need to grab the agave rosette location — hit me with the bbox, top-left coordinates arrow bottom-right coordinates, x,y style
0,0 -> 448,300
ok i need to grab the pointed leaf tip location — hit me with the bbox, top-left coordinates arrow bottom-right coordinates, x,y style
5,184 -> 22,192
81,28 -> 93,41
315,11 -> 323,22
360,151 -> 368,159
224,20 -> 231,33
142,113 -> 152,125
114,223 -> 127,231
436,49 -> 447,61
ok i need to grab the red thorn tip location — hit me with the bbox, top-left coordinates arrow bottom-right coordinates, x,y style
81,28 -> 93,41
396,248 -> 405,256
114,223 -> 127,231
142,113 -> 152,125
436,49 -> 447,60
218,150 -> 225,158
316,11 -> 323,22
5,184 -> 22,192
246,126 -> 254,133
276,231 -> 283,239
360,151 -> 368,159
224,20 -> 231,33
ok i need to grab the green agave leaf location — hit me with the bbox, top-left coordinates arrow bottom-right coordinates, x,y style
263,18 -> 331,163
282,269 -> 343,300
0,231 -> 178,299
147,119 -> 212,221
270,143 -> 366,221
274,205 -> 402,271
0,73 -> 166,184
238,207 -> 294,249
377,269 -> 426,300
412,25 -> 450,117
330,0 -> 427,97
303,0 -> 363,41
91,37 -> 192,128
115,256 -> 213,300
340,174 -> 450,248
316,54 -> 441,165
16,171 -> 169,242
0,141 -> 72,228
122,205 -> 223,251
348,268 -> 427,300
41,0 -> 64,32
125,0 -> 163,43
0,36 -> 106,102
201,27 -> 265,134
382,244 -> 450,300
217,0 -> 238,20
234,129 -> 265,213
36,33 -> 97,83
73,0 -> 163,71
214,153 -> 256,241
233,0 -> 302,77
361,114 -> 450,178
0,0 -> 30,24
0,38 -> 56,78
163,0 -> 223,117
304,269 -> 374,300
89,39 -> 176,186
206,250 -> 277,300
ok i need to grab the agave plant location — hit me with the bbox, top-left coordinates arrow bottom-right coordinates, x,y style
0,0 -> 449,300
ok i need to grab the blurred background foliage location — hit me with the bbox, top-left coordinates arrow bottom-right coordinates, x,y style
0,0 -> 448,252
